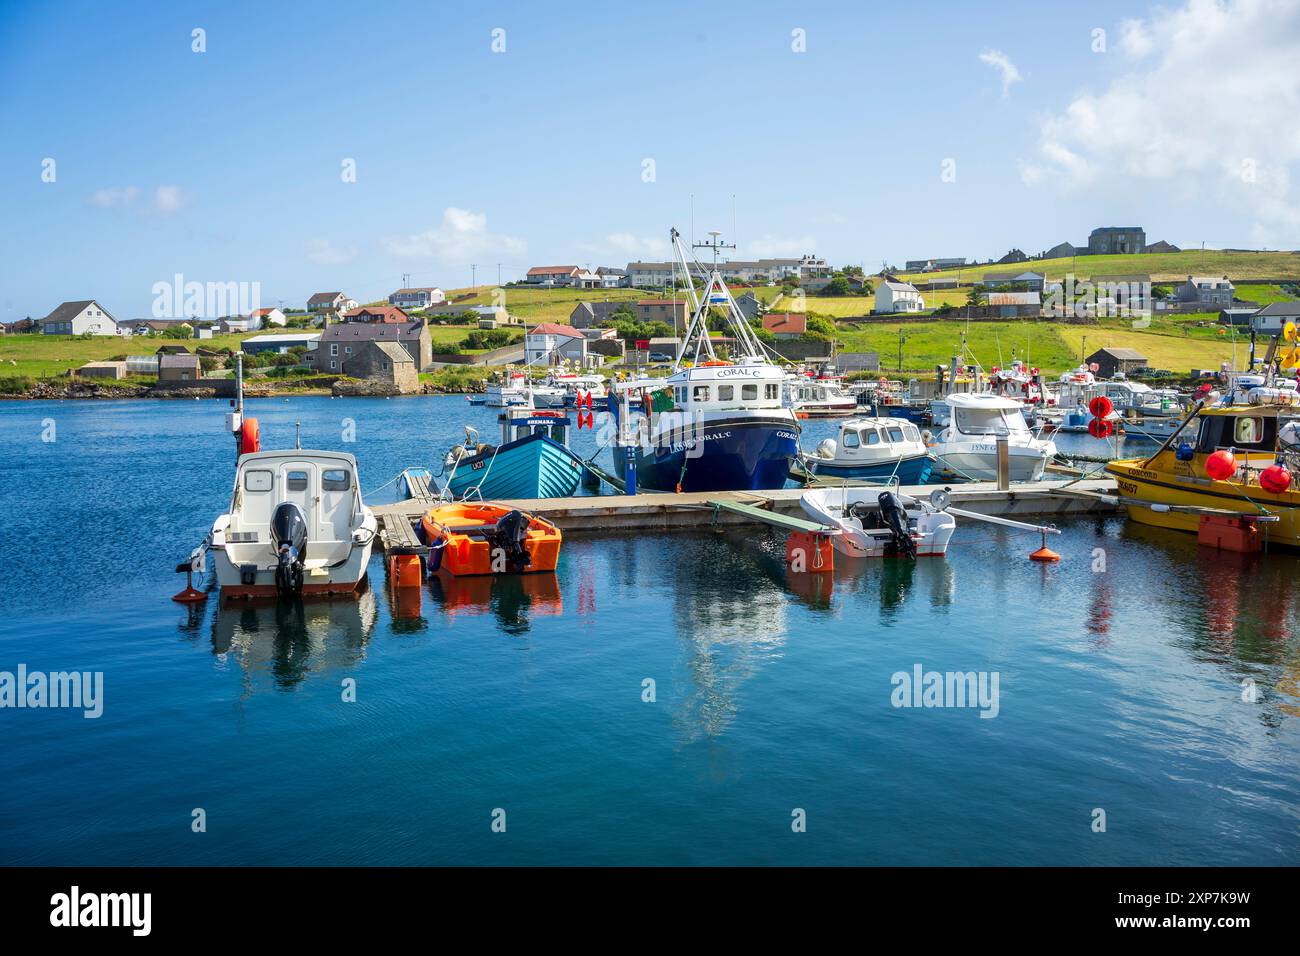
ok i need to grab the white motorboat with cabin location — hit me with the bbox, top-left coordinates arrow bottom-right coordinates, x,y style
784,372 -> 858,417
930,393 -> 1057,481
800,416 -> 934,483
201,449 -> 377,599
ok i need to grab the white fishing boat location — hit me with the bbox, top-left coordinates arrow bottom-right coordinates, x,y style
485,371 -> 534,407
801,487 -> 956,558
200,449 -> 377,599
784,373 -> 858,417
543,371 -> 608,407
930,393 -> 1057,481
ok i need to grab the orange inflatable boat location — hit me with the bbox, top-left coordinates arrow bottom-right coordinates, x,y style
420,503 -> 562,575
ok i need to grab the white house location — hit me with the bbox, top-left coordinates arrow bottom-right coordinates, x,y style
307,291 -> 358,314
626,261 -> 679,287
524,322 -> 588,364
875,280 -> 925,314
249,307 -> 287,327
1251,302 -> 1300,335
241,332 -> 322,355
39,300 -> 119,335
388,287 -> 445,311
219,314 -> 262,334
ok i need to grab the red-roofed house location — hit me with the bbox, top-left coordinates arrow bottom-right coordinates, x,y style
762,313 -> 807,339
525,322 -> 589,364
343,305 -> 410,324
525,265 -> 581,287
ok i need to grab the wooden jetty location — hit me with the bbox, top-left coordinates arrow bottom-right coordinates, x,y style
372,477 -> 1120,549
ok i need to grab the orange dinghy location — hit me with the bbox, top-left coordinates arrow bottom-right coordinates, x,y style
420,503 -> 562,576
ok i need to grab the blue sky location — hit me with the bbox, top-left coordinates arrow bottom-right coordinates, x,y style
2,0 -> 1297,321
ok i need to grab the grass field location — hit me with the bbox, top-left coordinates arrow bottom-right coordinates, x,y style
895,250 -> 1300,286
832,315 -> 1244,376
0,332 -> 260,378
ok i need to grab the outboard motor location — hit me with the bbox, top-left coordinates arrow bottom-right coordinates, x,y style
270,501 -> 309,596
490,509 -> 533,572
877,492 -> 917,559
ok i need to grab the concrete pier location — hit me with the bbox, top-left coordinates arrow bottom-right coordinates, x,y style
372,477 -> 1120,545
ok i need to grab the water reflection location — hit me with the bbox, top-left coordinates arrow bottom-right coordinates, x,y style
210,587 -> 378,691
428,572 -> 562,635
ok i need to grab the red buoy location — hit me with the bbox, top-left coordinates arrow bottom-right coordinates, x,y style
1087,417 -> 1114,439
1260,463 -> 1292,493
1205,449 -> 1236,481
1088,396 -> 1114,418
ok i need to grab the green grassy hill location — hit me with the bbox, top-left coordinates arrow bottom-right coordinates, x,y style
895,249 -> 1300,285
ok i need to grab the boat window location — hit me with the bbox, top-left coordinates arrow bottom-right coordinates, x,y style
765,384 -> 779,400
742,383 -> 758,400
693,385 -> 710,402
286,470 -> 309,492
321,469 -> 350,491
244,469 -> 273,492
842,430 -> 860,448
888,427 -> 905,442
718,384 -> 734,401
904,425 -> 920,441
1235,417 -> 1263,444
550,424 -> 565,441
862,429 -> 881,445
955,408 -> 1024,436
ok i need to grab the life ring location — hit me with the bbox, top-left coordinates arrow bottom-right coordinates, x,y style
240,417 -> 260,455
700,359 -> 733,367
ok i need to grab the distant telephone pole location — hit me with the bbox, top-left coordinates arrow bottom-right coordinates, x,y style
497,263 -> 502,286
471,264 -> 477,289
402,273 -> 410,288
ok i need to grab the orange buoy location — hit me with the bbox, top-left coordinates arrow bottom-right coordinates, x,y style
240,417 -> 261,455
1205,449 -> 1236,481
1029,530 -> 1060,562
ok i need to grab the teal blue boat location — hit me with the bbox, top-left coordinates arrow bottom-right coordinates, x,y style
443,411 -> 585,500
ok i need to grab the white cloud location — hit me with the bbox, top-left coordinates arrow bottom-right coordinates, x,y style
1020,0 -> 1300,243
152,185 -> 185,214
979,49 -> 1022,97
1118,18 -> 1153,57
304,238 -> 357,266
384,207 -> 525,262
88,186 -> 139,208
746,234 -> 818,258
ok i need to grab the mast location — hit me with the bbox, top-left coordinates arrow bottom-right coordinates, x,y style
670,227 -> 767,371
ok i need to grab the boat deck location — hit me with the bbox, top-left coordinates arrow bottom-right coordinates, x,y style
372,477 -> 1119,544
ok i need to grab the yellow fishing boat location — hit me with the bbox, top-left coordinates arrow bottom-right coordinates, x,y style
1106,380 -> 1300,547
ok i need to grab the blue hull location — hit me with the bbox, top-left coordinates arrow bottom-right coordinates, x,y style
447,432 -> 584,500
808,453 -> 933,484
612,415 -> 799,493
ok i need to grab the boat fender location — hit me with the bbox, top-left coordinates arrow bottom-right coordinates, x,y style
240,417 -> 260,455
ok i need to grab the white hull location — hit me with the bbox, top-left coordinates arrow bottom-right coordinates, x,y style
931,442 -> 1053,481
210,532 -> 375,596
801,488 -> 955,558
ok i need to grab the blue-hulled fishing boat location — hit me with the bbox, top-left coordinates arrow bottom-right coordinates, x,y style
800,416 -> 934,483
441,407 -> 586,500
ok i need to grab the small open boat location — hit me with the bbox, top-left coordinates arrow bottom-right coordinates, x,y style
801,487 -> 956,558
420,503 -> 562,575
442,405 -> 587,500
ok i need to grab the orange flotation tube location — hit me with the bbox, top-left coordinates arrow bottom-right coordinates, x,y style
240,417 -> 260,455
420,503 -> 561,575
699,359 -> 733,367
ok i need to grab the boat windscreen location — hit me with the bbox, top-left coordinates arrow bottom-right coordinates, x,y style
954,408 -> 1029,436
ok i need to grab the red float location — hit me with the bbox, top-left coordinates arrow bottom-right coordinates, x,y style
1087,418 -> 1113,439
1088,396 -> 1114,418
1205,449 -> 1236,481
240,417 -> 260,455
1260,464 -> 1292,493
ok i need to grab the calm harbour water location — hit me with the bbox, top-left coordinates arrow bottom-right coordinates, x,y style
1,395 -> 1297,866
